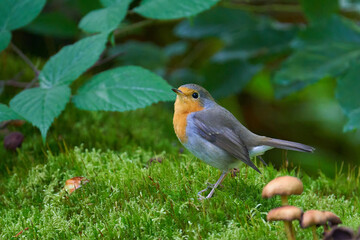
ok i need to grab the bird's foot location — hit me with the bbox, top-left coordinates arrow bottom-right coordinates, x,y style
197,183 -> 224,200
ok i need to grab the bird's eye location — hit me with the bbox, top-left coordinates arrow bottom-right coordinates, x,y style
192,92 -> 199,99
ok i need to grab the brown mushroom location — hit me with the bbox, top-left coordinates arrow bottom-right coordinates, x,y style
262,176 -> 303,205
323,211 -> 342,230
64,176 -> 89,194
267,205 -> 303,240
323,226 -> 354,240
300,210 -> 327,240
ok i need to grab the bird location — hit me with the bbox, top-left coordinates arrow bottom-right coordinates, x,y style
172,84 -> 314,200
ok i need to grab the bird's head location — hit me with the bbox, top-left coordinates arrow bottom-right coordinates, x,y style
172,84 -> 215,114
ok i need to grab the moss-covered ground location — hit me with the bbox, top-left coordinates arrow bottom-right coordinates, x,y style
1,104 -> 360,239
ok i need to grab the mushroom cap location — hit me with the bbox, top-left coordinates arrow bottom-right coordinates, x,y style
300,210 -> 327,228
65,176 -> 89,194
267,206 -> 303,222
323,226 -> 354,240
323,211 -> 342,226
262,176 -> 303,198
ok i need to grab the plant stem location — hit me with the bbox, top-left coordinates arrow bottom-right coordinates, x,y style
281,195 -> 288,205
10,43 -> 40,77
311,226 -> 319,240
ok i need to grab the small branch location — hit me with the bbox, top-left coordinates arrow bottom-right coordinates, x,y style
10,43 -> 40,76
92,51 -> 125,68
1,79 -> 29,88
25,76 -> 39,89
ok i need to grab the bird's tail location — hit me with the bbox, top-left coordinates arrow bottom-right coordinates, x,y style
260,137 -> 315,153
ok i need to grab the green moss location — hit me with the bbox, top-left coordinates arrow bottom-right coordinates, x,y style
0,104 -> 359,239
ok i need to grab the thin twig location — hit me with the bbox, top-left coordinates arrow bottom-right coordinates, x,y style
25,76 -> 39,89
92,51 -> 125,68
10,43 -> 40,76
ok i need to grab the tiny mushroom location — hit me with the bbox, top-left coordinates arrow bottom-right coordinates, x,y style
64,176 -> 89,194
262,176 -> 303,205
323,211 -> 342,230
323,226 -> 354,240
300,210 -> 327,240
267,205 -> 303,240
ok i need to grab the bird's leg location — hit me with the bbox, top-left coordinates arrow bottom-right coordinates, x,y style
197,171 -> 228,200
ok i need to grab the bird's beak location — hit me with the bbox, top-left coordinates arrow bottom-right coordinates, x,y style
172,88 -> 184,95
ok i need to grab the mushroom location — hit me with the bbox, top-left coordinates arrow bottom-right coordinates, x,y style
64,176 -> 89,194
267,205 -> 302,240
300,210 -> 327,240
323,211 -> 342,231
262,176 -> 303,205
323,226 -> 354,240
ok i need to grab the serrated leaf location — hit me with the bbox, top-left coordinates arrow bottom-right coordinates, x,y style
10,86 -> 71,141
25,12 -> 78,38
273,42 -> 360,98
134,0 -> 220,20
79,0 -> 131,33
108,41 -> 167,70
336,61 -> 360,131
73,66 -> 174,111
39,33 -> 108,88
300,0 -> 338,23
0,0 -> 46,31
0,30 -> 11,52
202,60 -> 261,99
0,104 -> 23,122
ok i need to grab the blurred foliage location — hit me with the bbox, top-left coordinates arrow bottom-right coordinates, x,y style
1,0 -> 360,174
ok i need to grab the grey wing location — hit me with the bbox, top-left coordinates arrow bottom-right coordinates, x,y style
192,110 -> 261,173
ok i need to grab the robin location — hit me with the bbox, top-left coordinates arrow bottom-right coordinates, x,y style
172,84 -> 314,200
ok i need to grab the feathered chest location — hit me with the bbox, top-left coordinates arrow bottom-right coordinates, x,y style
173,97 -> 204,143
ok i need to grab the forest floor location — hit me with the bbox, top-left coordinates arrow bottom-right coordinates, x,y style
1,105 -> 359,239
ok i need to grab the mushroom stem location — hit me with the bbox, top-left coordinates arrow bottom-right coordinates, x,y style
281,195 -> 288,205
324,224 -> 329,233
311,226 -> 319,240
284,221 -> 295,240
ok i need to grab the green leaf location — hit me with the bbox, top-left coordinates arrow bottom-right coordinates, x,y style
100,0 -> 131,7
0,0 -> 46,31
134,0 -> 220,20
294,16 -> 360,48
175,7 -> 256,40
273,42 -> 360,98
344,109 -> 360,132
25,12 -> 78,38
0,30 -> 11,52
300,0 -> 339,22
336,61 -> 360,115
202,60 -> 261,99
10,86 -> 71,141
164,41 -> 189,57
108,41 -> 167,70
0,104 -> 23,122
39,33 -> 108,88
73,66 -> 174,111
79,0 -> 131,33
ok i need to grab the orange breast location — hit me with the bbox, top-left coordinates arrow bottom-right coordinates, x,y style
173,111 -> 189,143
173,94 -> 204,143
